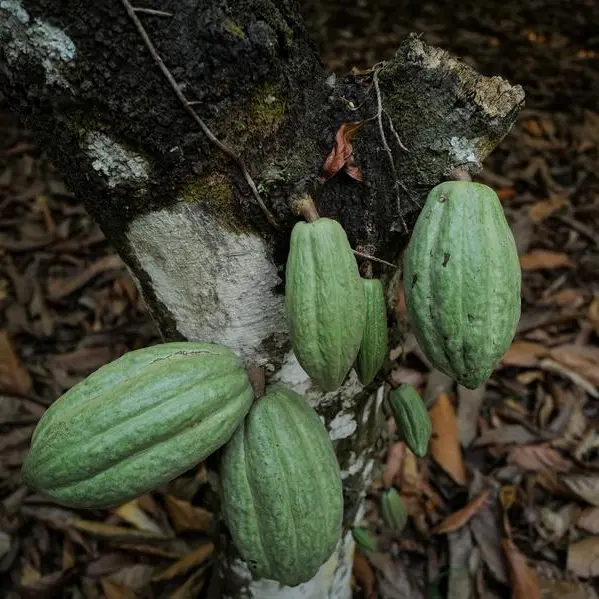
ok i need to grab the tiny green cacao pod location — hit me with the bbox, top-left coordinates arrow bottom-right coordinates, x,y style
356,278 -> 388,386
380,488 -> 408,534
221,388 -> 343,587
285,218 -> 366,391
352,527 -> 377,552
22,342 -> 254,509
403,180 -> 521,389
389,384 -> 432,458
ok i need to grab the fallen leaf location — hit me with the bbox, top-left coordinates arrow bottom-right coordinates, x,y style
100,580 -> 136,599
0,330 -> 32,393
563,475 -> 599,506
153,543 -> 214,581
520,250 -> 574,271
322,122 -> 363,181
500,341 -> 547,367
577,507 -> 599,534
508,444 -> 571,472
113,499 -> 166,535
474,424 -> 541,447
547,288 -> 586,308
537,504 -> 581,541
568,537 -> 599,578
61,536 -> 75,571
539,579 -> 599,599
549,344 -> 599,386
383,442 -> 405,488
71,519 -> 168,542
528,196 -> 567,222
20,567 -> 78,599
0,531 -> 11,560
502,538 -> 542,599
447,527 -> 475,599
368,551 -> 425,599
540,359 -> 599,397
106,564 -> 155,589
168,566 -> 209,599
166,496 -> 214,533
470,501 -> 509,584
432,489 -> 491,534
352,551 -> 376,599
588,295 -> 599,335
429,393 -> 466,485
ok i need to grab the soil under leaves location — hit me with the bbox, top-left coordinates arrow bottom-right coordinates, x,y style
1,0 -> 599,597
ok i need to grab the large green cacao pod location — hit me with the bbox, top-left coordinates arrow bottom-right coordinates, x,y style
389,384 -> 432,458
22,342 -> 254,509
285,218 -> 366,391
221,388 -> 343,587
356,278 -> 388,386
403,181 -> 521,389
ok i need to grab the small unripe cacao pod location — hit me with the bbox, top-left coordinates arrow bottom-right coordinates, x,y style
389,384 -> 432,458
380,487 -> 408,534
352,527 -> 377,552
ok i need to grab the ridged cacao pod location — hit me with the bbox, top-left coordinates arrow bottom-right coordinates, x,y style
380,488 -> 408,534
22,342 -> 254,509
356,278 -> 388,386
389,384 -> 432,458
403,181 -> 521,389
352,527 -> 377,552
285,218 -> 366,391
221,388 -> 343,587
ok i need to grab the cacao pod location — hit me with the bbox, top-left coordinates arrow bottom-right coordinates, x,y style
22,342 -> 254,509
389,384 -> 431,458
356,278 -> 388,386
352,527 -> 377,552
221,388 -> 343,587
285,218 -> 365,391
380,488 -> 408,534
403,180 -> 521,389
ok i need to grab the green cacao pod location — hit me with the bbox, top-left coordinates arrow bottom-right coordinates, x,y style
356,279 -> 388,386
389,384 -> 432,458
22,342 -> 254,509
403,181 -> 521,389
221,388 -> 343,587
285,218 -> 366,391
380,488 -> 408,534
352,527 -> 377,552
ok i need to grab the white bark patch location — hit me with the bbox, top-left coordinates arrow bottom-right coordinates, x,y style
1,1 -> 75,87
340,452 -> 365,479
128,203 -> 286,362
269,351 -> 313,396
328,412 -> 357,441
448,136 -> 479,166
85,132 -> 150,189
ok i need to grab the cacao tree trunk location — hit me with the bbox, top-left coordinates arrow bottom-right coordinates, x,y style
0,1 -> 524,597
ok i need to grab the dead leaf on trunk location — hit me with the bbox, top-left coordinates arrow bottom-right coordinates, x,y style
432,489 -> 491,535
322,122 -> 364,181
519,250 -> 575,271
353,550 -> 376,599
567,537 -> 599,578
507,443 -> 572,472
502,538 -> 542,599
429,393 -> 467,485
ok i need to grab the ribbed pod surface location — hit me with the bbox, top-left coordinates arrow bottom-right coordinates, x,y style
220,388 -> 343,587
403,181 -> 521,389
22,342 -> 254,508
285,218 -> 365,391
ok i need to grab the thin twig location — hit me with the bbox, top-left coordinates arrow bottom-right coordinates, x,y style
352,249 -> 397,269
133,7 -> 173,17
384,109 -> 409,152
121,0 -> 280,229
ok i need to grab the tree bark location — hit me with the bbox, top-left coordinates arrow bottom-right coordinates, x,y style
0,1 -> 524,597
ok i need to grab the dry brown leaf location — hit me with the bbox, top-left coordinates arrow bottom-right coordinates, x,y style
549,344 -> 599,386
153,543 -> 214,582
429,393 -> 467,485
71,519 -> 168,542
508,444 -> 571,472
539,578 -> 599,599
0,330 -> 32,393
528,196 -> 567,222
568,537 -> 599,578
166,495 -> 214,533
520,250 -> 575,271
501,341 -> 547,367
432,489 -> 491,534
106,564 -> 155,589
100,580 -> 136,599
61,536 -> 75,571
383,441 -> 405,488
563,475 -> 599,506
588,295 -> 599,335
352,550 -> 376,599
322,122 -> 363,181
577,507 -> 599,534
547,288 -> 586,308
113,499 -> 165,535
540,359 -> 599,398
169,566 -> 209,599
502,538 -> 542,599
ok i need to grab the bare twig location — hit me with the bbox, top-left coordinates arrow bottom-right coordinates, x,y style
120,0 -> 280,229
133,7 -> 173,17
384,110 -> 409,152
352,250 -> 397,269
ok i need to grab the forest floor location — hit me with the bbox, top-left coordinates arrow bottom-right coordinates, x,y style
1,0 -> 599,597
